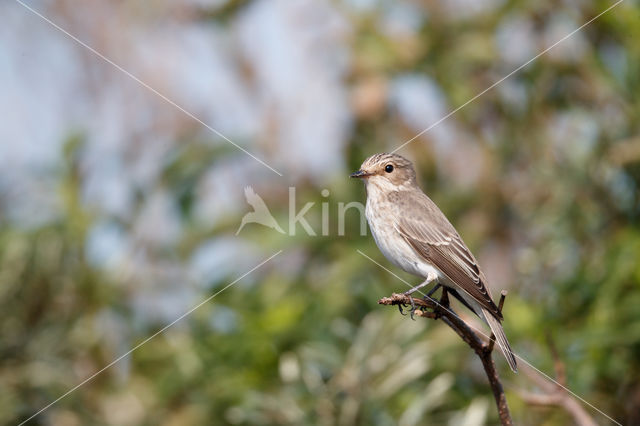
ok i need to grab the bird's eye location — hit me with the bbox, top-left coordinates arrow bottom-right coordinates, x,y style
385,164 -> 394,173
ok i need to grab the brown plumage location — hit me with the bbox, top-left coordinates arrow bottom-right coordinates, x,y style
352,153 -> 518,372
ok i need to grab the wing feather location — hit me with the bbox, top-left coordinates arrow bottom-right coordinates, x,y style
392,192 -> 502,319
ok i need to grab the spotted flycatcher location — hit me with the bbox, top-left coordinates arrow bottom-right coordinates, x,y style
351,153 -> 517,372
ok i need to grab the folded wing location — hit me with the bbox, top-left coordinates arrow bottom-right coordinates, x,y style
393,193 -> 502,320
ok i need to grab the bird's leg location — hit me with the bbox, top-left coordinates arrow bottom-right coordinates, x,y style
403,274 -> 437,296
439,287 -> 450,308
403,273 -> 438,320
434,287 -> 450,319
414,283 -> 442,319
424,283 -> 442,298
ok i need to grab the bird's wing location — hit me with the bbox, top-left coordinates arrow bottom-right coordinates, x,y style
244,186 -> 269,211
393,192 -> 502,319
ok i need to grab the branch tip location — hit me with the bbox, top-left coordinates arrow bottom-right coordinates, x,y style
498,291 -> 507,313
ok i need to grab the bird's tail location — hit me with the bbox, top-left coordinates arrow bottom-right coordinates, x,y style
482,308 -> 518,373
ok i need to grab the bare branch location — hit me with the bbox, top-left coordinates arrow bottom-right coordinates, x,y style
378,292 -> 512,426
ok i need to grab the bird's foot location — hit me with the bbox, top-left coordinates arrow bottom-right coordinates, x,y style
397,303 -> 407,316
399,278 -> 440,320
401,291 -> 418,320
419,294 -> 440,319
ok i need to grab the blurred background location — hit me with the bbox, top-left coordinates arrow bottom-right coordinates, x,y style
2,0 -> 640,424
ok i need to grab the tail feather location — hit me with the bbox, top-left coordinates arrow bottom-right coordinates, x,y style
482,308 -> 518,373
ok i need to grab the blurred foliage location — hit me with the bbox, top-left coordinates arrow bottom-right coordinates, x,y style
3,0 -> 640,425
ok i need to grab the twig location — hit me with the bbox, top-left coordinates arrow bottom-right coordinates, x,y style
378,292 -> 513,426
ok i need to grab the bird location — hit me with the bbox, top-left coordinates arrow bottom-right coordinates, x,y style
351,153 -> 517,372
236,186 -> 285,235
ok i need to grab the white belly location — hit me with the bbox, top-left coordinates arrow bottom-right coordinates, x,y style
363,186 -> 484,317
365,198 -> 442,281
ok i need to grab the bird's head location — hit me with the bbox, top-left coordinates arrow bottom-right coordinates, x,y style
350,153 -> 417,191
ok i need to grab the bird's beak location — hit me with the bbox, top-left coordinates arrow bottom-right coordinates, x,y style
350,170 -> 371,179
